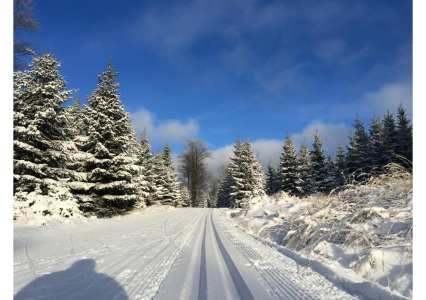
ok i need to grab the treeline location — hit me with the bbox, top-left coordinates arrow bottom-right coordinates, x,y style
13,53 -> 189,220
217,105 -> 412,209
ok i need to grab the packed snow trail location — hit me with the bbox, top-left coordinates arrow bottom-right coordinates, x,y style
14,208 -> 362,299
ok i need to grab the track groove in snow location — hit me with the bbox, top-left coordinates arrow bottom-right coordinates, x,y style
14,208 -> 363,299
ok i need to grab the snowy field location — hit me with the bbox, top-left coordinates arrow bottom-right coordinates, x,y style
15,207 -> 367,300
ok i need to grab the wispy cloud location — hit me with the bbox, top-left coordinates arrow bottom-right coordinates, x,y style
131,108 -> 200,144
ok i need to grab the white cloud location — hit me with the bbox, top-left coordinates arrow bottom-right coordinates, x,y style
205,145 -> 234,176
131,109 -> 155,134
364,82 -> 412,118
157,120 -> 199,142
131,108 -> 199,144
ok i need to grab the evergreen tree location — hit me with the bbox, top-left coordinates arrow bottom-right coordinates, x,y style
217,165 -> 233,208
310,130 -> 329,193
382,110 -> 398,164
369,114 -> 386,170
345,115 -> 372,180
278,134 -> 298,195
82,60 -> 139,217
229,138 -> 266,208
178,184 -> 191,207
150,150 -> 167,204
395,104 -> 413,162
13,52 -> 81,220
295,141 -> 313,196
345,130 -> 357,177
331,145 -> 346,188
266,161 -> 277,195
325,154 -> 335,191
136,129 -> 155,205
161,144 -> 181,206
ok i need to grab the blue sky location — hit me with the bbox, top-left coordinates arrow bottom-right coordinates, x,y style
19,0 -> 412,173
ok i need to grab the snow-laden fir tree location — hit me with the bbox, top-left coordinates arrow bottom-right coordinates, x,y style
178,184 -> 191,207
382,110 -> 398,164
331,145 -> 346,188
369,114 -> 386,170
13,52 -> 81,221
229,138 -> 266,208
325,154 -> 335,191
266,161 -> 278,195
278,134 -> 298,195
310,130 -> 330,193
395,104 -> 413,162
217,165 -> 233,207
82,60 -> 140,217
295,141 -> 313,196
150,150 -> 168,204
354,115 -> 371,175
345,115 -> 371,180
136,129 -> 155,205
161,144 -> 181,206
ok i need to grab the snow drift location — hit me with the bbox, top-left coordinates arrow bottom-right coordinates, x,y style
227,163 -> 413,298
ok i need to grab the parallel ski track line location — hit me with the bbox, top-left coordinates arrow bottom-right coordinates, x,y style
198,210 -> 209,300
210,210 -> 255,300
213,211 -> 358,300
126,211 -> 206,298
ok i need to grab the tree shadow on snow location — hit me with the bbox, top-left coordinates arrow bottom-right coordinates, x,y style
14,259 -> 129,300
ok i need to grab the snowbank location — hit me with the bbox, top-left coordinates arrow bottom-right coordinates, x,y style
227,164 -> 413,299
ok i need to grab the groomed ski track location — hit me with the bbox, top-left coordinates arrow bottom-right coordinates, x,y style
14,208 -> 361,299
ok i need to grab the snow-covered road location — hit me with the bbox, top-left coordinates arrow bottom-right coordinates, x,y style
14,208 -> 362,299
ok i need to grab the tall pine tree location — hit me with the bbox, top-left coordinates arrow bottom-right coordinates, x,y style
395,104 -> 413,162
82,60 -> 139,217
278,134 -> 298,195
310,130 -> 329,193
266,161 -> 278,195
295,141 -> 313,196
13,52 -> 81,220
382,110 -> 398,164
229,138 -> 266,208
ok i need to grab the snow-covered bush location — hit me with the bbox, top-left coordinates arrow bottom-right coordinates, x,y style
228,163 -> 412,297
14,180 -> 82,225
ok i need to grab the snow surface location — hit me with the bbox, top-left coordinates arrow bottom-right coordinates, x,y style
226,175 -> 412,299
14,207 -> 364,299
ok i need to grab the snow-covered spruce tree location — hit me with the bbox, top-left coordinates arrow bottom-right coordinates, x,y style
295,141 -> 313,197
161,144 -> 181,206
310,130 -> 330,193
331,145 -> 346,188
13,52 -> 81,221
229,138 -> 266,208
217,165 -> 233,208
278,134 -> 298,195
382,110 -> 398,164
354,115 -> 372,175
150,150 -> 167,204
178,184 -> 191,207
325,154 -> 335,191
266,161 -> 278,195
81,60 -> 140,217
135,129 -> 154,206
62,95 -> 95,201
345,116 -> 371,180
395,104 -> 413,162
369,114 -> 386,170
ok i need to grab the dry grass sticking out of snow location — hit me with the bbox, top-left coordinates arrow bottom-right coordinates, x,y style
228,163 -> 413,298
